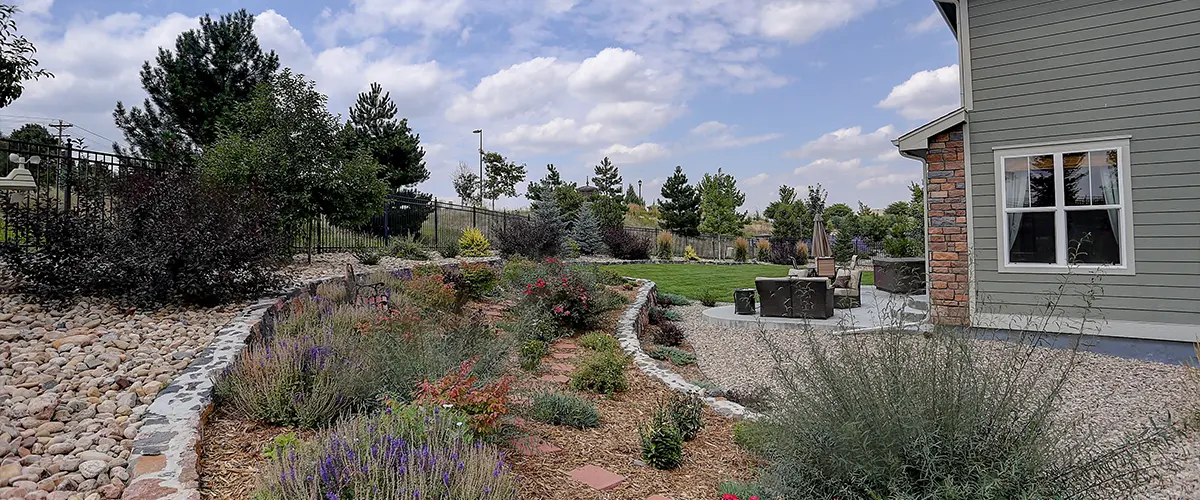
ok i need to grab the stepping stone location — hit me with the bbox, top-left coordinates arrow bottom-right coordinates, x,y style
569,465 -> 626,491
552,340 -> 579,350
549,363 -> 573,373
511,436 -> 562,456
538,374 -> 570,384
648,496 -> 674,500
551,352 -> 577,360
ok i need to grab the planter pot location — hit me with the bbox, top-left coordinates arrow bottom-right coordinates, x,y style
873,257 -> 926,295
733,288 -> 756,315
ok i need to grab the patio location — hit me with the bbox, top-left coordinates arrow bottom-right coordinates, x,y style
700,285 -> 928,331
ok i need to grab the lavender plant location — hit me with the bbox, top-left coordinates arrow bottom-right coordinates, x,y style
213,332 -> 374,428
254,406 -> 519,500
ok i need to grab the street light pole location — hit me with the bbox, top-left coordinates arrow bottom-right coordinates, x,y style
472,129 -> 483,207
638,180 -> 642,205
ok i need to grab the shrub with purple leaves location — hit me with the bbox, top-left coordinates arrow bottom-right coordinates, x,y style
213,333 -> 374,428
254,406 -> 519,500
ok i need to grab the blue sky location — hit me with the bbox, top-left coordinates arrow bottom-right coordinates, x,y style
5,0 -> 962,211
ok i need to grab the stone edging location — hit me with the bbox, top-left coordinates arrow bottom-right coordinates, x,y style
614,279 -> 760,420
122,258 -> 502,500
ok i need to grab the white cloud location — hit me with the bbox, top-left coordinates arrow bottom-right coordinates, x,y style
689,120 -> 782,151
743,172 -> 769,186
857,172 -> 919,189
877,64 -> 961,120
784,125 -> 897,160
758,0 -> 878,43
444,57 -> 574,122
691,120 -> 728,136
907,11 -> 944,34
600,142 -> 670,164
321,0 -> 469,42
793,158 -> 862,174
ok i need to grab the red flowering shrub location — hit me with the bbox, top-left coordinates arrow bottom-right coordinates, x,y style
402,272 -> 461,312
416,360 -> 513,435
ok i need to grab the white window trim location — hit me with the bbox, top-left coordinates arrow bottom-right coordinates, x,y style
992,137 -> 1135,275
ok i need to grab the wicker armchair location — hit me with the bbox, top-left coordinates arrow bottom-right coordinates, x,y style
755,277 -> 834,319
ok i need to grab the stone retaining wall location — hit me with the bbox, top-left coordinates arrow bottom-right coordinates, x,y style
614,280 -> 759,420
122,258 -> 501,500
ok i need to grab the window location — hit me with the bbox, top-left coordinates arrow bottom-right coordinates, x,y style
994,137 -> 1133,274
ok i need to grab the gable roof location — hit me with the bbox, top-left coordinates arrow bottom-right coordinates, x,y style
934,0 -> 958,37
892,107 -> 966,153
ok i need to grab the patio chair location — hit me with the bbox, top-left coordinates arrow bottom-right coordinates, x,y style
833,268 -> 862,309
816,257 -> 836,279
755,277 -> 834,319
787,268 -> 812,277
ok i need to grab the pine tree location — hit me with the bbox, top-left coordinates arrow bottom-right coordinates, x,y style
571,202 -> 604,255
697,168 -> 746,236
624,184 -> 644,206
832,231 -> 856,263
767,185 -> 807,239
591,156 -> 627,229
344,82 -> 428,192
113,9 -> 279,161
532,194 -> 565,255
658,166 -> 701,237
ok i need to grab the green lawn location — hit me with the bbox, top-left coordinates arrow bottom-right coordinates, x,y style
605,263 -> 874,302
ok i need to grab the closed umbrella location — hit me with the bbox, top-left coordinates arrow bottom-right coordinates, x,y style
811,213 -> 832,258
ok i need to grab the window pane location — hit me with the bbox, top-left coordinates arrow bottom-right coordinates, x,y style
1064,150 -> 1119,206
1007,211 -> 1056,264
1091,150 -> 1119,205
1064,152 -> 1090,206
1004,156 -> 1030,208
1029,155 -> 1055,207
1067,209 -> 1121,265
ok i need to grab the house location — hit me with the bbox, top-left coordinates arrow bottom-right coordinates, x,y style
893,0 -> 1200,342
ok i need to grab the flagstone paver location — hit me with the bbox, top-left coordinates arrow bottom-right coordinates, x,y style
511,436 -> 562,456
551,351 -> 577,359
538,374 -> 571,384
569,465 -> 626,490
549,362 -> 573,373
647,495 -> 674,500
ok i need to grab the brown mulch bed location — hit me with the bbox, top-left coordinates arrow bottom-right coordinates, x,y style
197,287 -> 758,499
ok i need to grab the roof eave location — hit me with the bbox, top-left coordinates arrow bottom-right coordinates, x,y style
933,0 -> 959,38
893,107 -> 966,153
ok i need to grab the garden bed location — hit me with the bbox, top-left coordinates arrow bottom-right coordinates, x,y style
195,259 -> 758,499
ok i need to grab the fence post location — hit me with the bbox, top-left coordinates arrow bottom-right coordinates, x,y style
433,198 -> 439,247
63,142 -> 73,212
383,200 -> 390,243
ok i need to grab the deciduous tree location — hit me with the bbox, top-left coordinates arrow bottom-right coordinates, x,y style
0,5 -> 52,108
482,151 -> 526,209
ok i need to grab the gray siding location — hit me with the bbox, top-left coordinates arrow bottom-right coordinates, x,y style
966,0 -> 1200,326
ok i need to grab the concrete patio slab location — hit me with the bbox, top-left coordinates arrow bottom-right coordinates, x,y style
701,286 -> 928,331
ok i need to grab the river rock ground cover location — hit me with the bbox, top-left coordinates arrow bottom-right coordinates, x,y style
197,258 -> 756,500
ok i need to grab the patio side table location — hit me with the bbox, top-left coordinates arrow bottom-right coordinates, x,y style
734,288 -> 756,315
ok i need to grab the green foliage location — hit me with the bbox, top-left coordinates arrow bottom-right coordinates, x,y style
832,233 -> 855,263
624,183 -> 644,206
823,202 -> 855,220
639,405 -> 684,470
482,151 -> 527,209
656,292 -> 692,306
353,248 -> 384,265
668,393 -> 704,441
496,196 -> 564,258
884,236 -> 922,258
765,185 -> 807,239
750,320 -> 1178,500
441,239 -> 461,258
510,305 -> 567,343
718,481 -> 769,499
658,166 -> 701,237
262,432 -> 300,460
0,6 -> 52,109
361,312 -> 510,399
527,164 -> 585,224
755,239 -> 771,262
570,349 -> 629,395
452,162 -> 480,206
697,289 -> 719,307
114,9 -> 278,162
201,69 -> 388,228
656,231 -> 673,260
458,227 -> 492,257
683,245 -> 700,261
5,123 -> 57,148
733,237 -> 749,262
455,262 -> 498,299
579,332 -> 620,352
596,267 -> 627,286
697,168 -> 747,236
602,228 -> 651,260
388,234 -> 429,260
592,157 -> 623,198
645,345 -> 695,366
519,340 -> 548,371
500,257 -> 537,289
570,202 -> 605,255
591,157 -> 628,228
732,420 -> 772,456
663,309 -> 683,321
562,239 -> 581,258
343,82 -> 428,192
528,391 -> 600,429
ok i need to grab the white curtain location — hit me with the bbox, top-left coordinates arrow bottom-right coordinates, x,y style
1099,161 -> 1120,240
1005,166 -> 1030,254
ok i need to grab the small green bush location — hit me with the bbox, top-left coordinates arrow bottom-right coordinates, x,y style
683,245 -> 700,261
500,256 -> 537,289
733,237 -> 749,263
755,239 -> 770,262
528,391 -> 600,429
458,227 -> 491,257
570,349 -> 628,395
597,267 -> 626,286
656,232 -> 673,260
646,345 -> 695,366
455,262 -> 498,299
697,289 -> 719,307
441,239 -> 461,258
663,309 -> 682,322
563,239 -> 582,258
657,292 -> 692,306
668,392 -> 704,441
510,305 -> 567,343
639,405 -> 683,470
519,340 -> 548,371
262,432 -> 300,460
579,331 -> 620,352
732,420 -> 772,456
389,234 -> 429,260
353,248 -> 384,265
651,321 -> 685,347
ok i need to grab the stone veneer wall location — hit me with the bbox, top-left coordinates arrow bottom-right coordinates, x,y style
615,279 -> 758,420
924,124 -> 969,326
122,259 -> 501,500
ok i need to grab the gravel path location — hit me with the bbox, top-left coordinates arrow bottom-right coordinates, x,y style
286,252 -> 497,283
0,295 -> 241,499
677,303 -> 1200,498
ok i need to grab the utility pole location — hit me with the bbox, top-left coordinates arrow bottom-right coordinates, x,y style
49,120 -> 72,146
472,129 -> 484,208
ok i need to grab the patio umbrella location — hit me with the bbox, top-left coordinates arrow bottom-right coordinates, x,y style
811,212 -> 833,258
